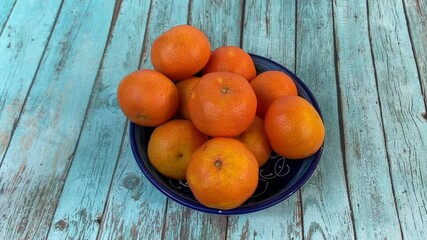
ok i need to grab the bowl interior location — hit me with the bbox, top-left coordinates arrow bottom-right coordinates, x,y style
130,54 -> 323,215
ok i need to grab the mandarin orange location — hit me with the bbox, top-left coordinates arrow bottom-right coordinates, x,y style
117,69 -> 178,126
237,116 -> 272,167
264,96 -> 325,159
176,76 -> 200,120
202,46 -> 256,81
186,138 -> 259,210
188,72 -> 257,137
151,25 -> 211,81
250,70 -> 298,118
147,119 -> 208,180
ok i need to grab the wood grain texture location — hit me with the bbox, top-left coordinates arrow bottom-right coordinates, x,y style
46,0 -> 151,239
227,200 -> 302,240
333,0 -> 402,239
99,0 -> 191,239
296,0 -> 355,239
403,0 -> 427,107
227,1 -> 301,239
0,0 -> 116,238
241,0 -> 296,66
190,0 -> 242,48
0,0 -> 62,164
98,126 -> 167,240
161,1 -> 241,238
367,0 -> 427,238
0,0 -> 16,34
163,205 -> 227,240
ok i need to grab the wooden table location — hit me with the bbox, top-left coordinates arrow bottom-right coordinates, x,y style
1,0 -> 426,239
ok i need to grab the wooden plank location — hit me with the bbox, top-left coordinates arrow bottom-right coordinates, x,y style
98,0 -> 192,239
402,0 -> 427,105
227,1 -> 301,239
160,1 -> 241,238
296,0 -> 355,239
0,0 -> 62,164
162,207 -> 227,240
46,0 -> 151,239
0,0 -> 16,33
368,0 -> 427,238
190,0 -> 242,49
401,1 -> 427,235
333,0 -> 402,239
98,125 -> 167,240
241,0 -> 296,66
0,0 -> 116,239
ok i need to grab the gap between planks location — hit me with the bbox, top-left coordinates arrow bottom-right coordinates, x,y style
0,0 -> 18,36
0,0 -> 66,169
46,0 -> 127,237
366,0 -> 409,238
400,0 -> 427,113
331,0 -> 358,238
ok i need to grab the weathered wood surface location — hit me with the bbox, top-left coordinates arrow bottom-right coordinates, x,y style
367,0 -> 427,238
47,0 -> 151,239
0,0 -> 116,238
0,0 -> 16,34
100,0 -> 189,239
333,0 -> 402,239
296,0 -> 355,239
0,0 -> 62,164
0,0 -> 426,239
402,0 -> 427,106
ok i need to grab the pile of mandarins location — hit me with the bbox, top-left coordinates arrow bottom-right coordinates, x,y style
117,25 -> 325,210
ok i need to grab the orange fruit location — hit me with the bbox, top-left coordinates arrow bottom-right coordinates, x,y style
250,70 -> 298,118
237,116 -> 272,167
186,138 -> 259,210
202,46 -> 256,81
176,76 -> 200,120
117,69 -> 178,127
189,72 -> 257,137
147,119 -> 208,180
151,25 -> 211,81
264,96 -> 325,159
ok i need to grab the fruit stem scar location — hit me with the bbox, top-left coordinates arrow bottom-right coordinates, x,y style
214,159 -> 222,169
221,87 -> 230,94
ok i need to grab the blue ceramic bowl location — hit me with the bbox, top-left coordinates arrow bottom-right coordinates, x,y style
129,54 -> 323,215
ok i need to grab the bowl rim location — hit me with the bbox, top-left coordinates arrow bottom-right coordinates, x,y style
129,53 -> 323,215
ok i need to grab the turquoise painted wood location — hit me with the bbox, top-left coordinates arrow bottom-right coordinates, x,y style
0,0 -> 16,33
227,1 -> 301,239
296,0 -> 355,239
99,0 -> 189,239
190,0 -> 242,49
0,0 -> 116,238
1,0 -> 426,239
368,0 -> 427,238
0,0 -> 62,164
333,0 -> 402,239
163,206 -> 227,240
98,125 -> 167,240
403,0 -> 427,103
401,0 -> 427,233
46,0 -> 151,239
